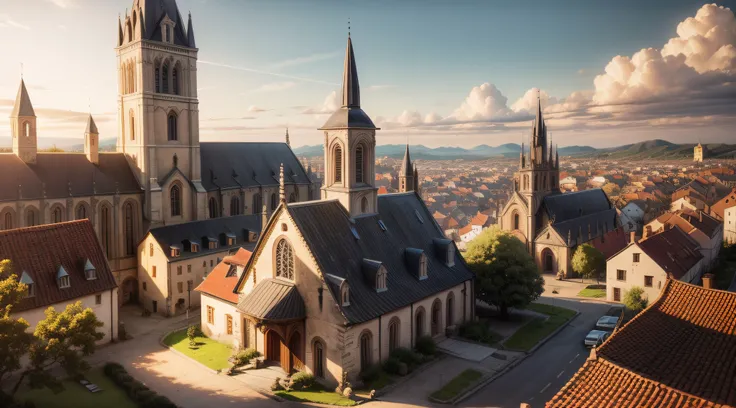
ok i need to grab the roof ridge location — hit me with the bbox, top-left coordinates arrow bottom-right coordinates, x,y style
287,199 -> 340,208
0,219 -> 90,236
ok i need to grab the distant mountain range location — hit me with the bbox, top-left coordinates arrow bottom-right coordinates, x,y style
292,139 -> 736,161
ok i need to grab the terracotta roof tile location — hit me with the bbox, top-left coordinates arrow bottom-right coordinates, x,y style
195,249 -> 252,304
637,226 -> 703,279
0,220 -> 117,313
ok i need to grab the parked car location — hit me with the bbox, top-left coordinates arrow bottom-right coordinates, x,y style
584,330 -> 611,347
596,315 -> 620,330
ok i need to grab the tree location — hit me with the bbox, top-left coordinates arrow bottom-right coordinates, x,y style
465,227 -> 544,319
623,286 -> 648,314
0,259 -> 105,396
0,261 -> 34,386
571,244 -> 606,282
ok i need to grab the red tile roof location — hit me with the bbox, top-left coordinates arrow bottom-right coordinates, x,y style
548,279 -> 736,407
377,186 -> 388,195
470,213 -> 490,227
0,220 -> 117,313
458,224 -> 473,236
711,188 -> 736,219
590,226 -> 629,260
637,226 -> 703,279
196,249 -> 252,304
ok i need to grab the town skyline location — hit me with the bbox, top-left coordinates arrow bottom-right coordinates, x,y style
0,0 -> 734,148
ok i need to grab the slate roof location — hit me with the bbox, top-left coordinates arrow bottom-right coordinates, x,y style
550,209 -> 618,248
195,248 -> 252,304
637,226 -> 703,280
541,189 -> 612,224
199,142 -> 311,191
286,193 -> 473,324
0,153 -> 141,202
135,0 -> 193,47
148,214 -> 260,262
11,79 -> 35,117
589,227 -> 630,260
236,279 -> 305,322
549,279 -> 736,407
0,220 -> 117,313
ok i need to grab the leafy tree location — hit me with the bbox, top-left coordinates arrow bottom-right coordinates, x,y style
0,261 -> 34,386
465,227 -> 544,319
571,244 -> 606,282
623,286 -> 648,314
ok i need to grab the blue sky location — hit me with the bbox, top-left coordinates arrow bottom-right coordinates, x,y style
0,0 -> 734,148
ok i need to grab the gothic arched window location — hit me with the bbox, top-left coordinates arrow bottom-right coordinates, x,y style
359,331 -> 372,371
172,66 -> 179,95
167,112 -> 178,141
252,193 -> 262,215
25,208 -> 37,227
209,197 -> 219,219
388,318 -> 400,353
124,202 -> 135,256
155,67 -> 160,93
129,110 -> 135,141
3,212 -> 12,230
275,239 -> 294,280
230,196 -> 241,216
270,193 -> 277,211
170,184 -> 181,217
162,62 -> 169,93
361,196 -> 368,213
100,206 -> 112,258
52,206 -> 63,223
513,211 -> 520,230
355,144 -> 364,183
24,122 -> 30,138
313,339 -> 325,378
76,203 -> 88,220
333,145 -> 343,184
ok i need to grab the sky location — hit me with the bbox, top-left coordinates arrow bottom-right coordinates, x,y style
0,0 -> 734,148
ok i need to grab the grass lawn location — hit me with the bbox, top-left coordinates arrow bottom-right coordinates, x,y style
577,284 -> 606,298
276,387 -> 357,406
429,369 -> 483,402
503,303 -> 576,351
163,326 -> 232,370
17,367 -> 137,408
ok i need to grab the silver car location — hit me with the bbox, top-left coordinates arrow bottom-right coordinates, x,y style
584,330 -> 611,347
596,315 -> 619,330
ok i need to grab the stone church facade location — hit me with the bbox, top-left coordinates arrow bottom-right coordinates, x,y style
498,98 -> 617,277
0,0 -> 319,306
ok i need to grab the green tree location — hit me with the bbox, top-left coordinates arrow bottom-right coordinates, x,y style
571,244 -> 606,283
0,261 -> 34,386
465,227 -> 544,319
623,286 -> 648,314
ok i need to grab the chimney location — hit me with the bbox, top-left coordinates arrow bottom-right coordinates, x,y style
644,225 -> 652,238
702,273 -> 715,289
630,231 -> 636,243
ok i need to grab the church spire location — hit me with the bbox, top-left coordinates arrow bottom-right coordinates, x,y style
341,34 -> 360,108
555,144 -> 559,168
118,14 -> 124,46
285,128 -> 290,147
12,79 -> 35,118
400,144 -> 412,177
187,11 -> 196,47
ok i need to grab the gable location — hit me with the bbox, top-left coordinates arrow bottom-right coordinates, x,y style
500,192 -> 528,218
534,225 -> 565,246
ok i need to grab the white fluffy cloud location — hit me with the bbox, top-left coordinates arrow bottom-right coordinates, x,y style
452,83 -> 513,121
510,88 -> 557,114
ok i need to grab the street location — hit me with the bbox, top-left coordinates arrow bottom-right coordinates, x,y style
460,296 -> 610,408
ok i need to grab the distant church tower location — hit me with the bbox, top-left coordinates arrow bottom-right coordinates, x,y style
399,144 -> 419,193
694,143 -> 706,162
516,93 -> 559,249
320,34 -> 378,216
116,0 -> 203,225
11,79 -> 37,164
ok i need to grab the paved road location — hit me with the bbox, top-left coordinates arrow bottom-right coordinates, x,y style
461,296 -> 611,408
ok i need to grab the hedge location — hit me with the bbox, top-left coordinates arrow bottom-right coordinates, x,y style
103,362 -> 177,408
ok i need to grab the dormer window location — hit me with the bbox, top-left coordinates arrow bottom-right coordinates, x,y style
57,266 -> 70,289
191,243 -> 199,253
433,238 -> 455,267
160,16 -> 175,44
208,238 -> 218,250
171,245 -> 182,258
226,233 -> 236,246
419,254 -> 428,280
376,267 -> 387,292
447,245 -> 455,267
341,283 -> 350,307
84,259 -> 97,281
405,248 -> 428,281
20,271 -> 34,298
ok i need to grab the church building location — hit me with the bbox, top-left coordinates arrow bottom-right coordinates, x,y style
0,0 -> 318,309
199,34 -> 474,385
498,98 -> 616,278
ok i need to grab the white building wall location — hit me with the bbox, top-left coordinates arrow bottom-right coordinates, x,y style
607,245 -> 668,303
726,206 -> 736,245
199,294 -> 240,348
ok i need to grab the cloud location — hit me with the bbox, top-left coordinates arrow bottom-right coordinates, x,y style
46,0 -> 78,8
365,85 -> 395,91
248,105 -> 271,113
250,81 -> 296,93
204,116 -> 256,122
301,91 -> 340,115
0,15 -> 30,30
269,51 -> 341,69
199,60 -> 338,86
510,88 -> 558,114
451,83 -> 514,121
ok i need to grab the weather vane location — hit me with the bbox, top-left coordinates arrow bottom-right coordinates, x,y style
348,17 -> 351,37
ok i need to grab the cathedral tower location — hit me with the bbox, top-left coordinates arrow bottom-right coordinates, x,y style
11,79 -> 37,164
320,34 -> 378,216
85,114 -> 99,165
399,144 -> 416,192
116,0 -> 203,224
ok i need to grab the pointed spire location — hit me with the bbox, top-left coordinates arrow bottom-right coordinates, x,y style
279,163 -> 286,204
118,14 -> 124,46
555,144 -> 559,169
534,89 -> 544,137
341,35 -> 360,108
285,128 -> 290,147
261,202 -> 268,233
187,11 -> 196,48
11,79 -> 35,118
549,132 -> 554,165
520,142 -> 525,168
85,114 -> 98,135
400,144 -> 412,176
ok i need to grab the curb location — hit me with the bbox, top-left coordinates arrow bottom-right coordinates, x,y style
159,326 -> 220,375
451,310 -> 581,405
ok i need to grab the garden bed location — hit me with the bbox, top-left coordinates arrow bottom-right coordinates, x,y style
276,386 -> 357,406
162,325 -> 232,371
577,284 -> 606,298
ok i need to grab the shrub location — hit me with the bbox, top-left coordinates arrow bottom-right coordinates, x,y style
104,362 -> 125,377
390,347 -> 422,367
415,335 -> 436,356
397,362 -> 409,376
135,389 -> 157,404
234,348 -> 261,366
289,371 -> 315,390
624,286 -> 648,313
142,395 -> 177,408
360,364 -> 383,384
103,361 -> 174,408
383,357 -> 401,375
115,372 -> 134,385
271,377 -> 284,391
459,321 -> 498,345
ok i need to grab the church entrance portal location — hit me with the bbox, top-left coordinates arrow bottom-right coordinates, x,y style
542,248 -> 555,274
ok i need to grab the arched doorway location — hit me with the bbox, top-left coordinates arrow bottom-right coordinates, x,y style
266,330 -> 284,367
542,248 -> 555,273
415,308 -> 425,339
288,332 -> 303,373
431,299 -> 442,336
446,293 -> 455,327
121,277 -> 139,305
